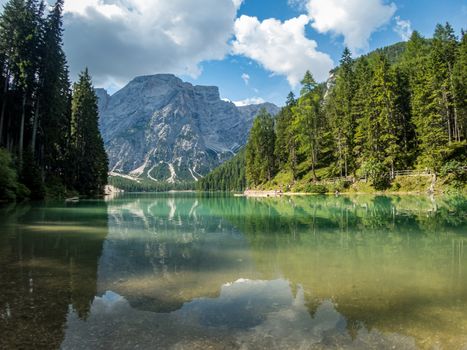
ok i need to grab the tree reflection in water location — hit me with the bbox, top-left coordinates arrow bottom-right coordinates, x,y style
0,194 -> 466,349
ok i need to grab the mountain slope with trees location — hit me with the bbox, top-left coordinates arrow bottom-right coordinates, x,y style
202,23 -> 467,193
0,0 -> 108,200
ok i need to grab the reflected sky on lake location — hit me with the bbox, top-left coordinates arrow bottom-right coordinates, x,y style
0,194 -> 466,349
62,279 -> 417,350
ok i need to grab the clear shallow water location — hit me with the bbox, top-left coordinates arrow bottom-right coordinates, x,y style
0,194 -> 466,350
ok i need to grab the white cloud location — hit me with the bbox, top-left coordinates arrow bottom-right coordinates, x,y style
232,15 -> 334,86
59,0 -> 240,88
393,16 -> 412,41
241,73 -> 250,85
233,97 -> 266,107
306,0 -> 397,52
64,0 -> 123,18
232,0 -> 244,9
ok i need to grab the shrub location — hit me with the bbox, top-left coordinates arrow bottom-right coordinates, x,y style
305,184 -> 328,194
391,182 -> 402,191
358,159 -> 391,190
440,160 -> 466,182
329,180 -> 352,192
0,149 -> 20,201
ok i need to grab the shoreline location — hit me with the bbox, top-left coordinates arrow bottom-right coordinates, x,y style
241,189 -> 463,198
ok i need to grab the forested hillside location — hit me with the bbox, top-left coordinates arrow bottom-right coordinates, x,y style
198,149 -> 246,192
204,24 -> 467,193
0,0 -> 108,200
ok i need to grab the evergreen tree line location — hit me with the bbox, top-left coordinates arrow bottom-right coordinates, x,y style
198,148 -> 246,192
244,24 -> 467,190
0,0 -> 108,200
109,176 -> 196,193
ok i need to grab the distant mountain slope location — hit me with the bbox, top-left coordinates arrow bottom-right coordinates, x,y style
97,74 -> 279,183
198,148 -> 246,192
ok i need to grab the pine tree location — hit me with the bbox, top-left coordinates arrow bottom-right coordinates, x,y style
453,30 -> 467,141
352,57 -> 373,165
300,70 -> 317,96
354,55 -> 401,186
274,92 -> 296,171
292,72 -> 325,181
39,0 -> 72,183
431,23 -> 459,143
411,53 -> 448,171
327,47 -> 356,177
246,108 -> 276,186
70,69 -> 108,196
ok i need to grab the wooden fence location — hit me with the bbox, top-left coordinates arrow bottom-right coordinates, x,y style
314,166 -> 467,184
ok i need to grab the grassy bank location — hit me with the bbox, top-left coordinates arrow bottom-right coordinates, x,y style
250,169 -> 467,195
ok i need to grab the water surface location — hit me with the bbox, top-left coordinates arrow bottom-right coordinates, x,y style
0,194 -> 466,349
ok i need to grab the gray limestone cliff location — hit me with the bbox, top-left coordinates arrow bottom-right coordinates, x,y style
98,74 -> 279,183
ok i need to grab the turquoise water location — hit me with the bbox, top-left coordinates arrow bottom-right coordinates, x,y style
0,194 -> 466,349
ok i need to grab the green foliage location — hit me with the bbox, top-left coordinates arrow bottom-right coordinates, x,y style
300,70 -> 317,96
291,75 -> 327,180
109,176 -> 195,193
327,47 -> 356,177
20,150 -> 45,199
198,149 -> 246,192
358,159 -> 391,190
359,54 -> 402,175
246,108 -> 276,186
0,148 -> 29,200
200,23 -> 467,194
304,184 -> 328,194
69,69 -> 109,196
453,31 -> 467,141
0,0 -> 108,201
440,160 -> 467,183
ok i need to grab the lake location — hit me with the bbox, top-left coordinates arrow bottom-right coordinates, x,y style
0,193 -> 466,349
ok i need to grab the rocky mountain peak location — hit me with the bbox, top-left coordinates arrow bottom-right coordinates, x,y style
98,74 -> 280,183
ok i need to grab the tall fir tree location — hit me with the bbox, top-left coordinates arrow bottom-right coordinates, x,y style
70,69 -> 108,196
39,0 -> 72,182
328,47 -> 356,177
453,30 -> 467,141
292,72 -> 326,181
274,92 -> 296,172
0,0 -> 108,199
246,108 -> 276,186
431,23 -> 460,143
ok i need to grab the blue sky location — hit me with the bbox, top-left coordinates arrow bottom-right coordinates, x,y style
2,0 -> 462,107
185,0 -> 466,106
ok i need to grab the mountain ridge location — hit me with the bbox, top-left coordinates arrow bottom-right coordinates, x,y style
97,74 -> 279,183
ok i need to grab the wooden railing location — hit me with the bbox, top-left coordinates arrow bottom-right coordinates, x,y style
309,166 -> 466,184
392,169 -> 433,177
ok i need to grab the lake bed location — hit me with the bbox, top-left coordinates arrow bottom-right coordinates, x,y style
0,194 -> 466,349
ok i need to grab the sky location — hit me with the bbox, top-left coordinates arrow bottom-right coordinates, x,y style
2,0 -> 466,106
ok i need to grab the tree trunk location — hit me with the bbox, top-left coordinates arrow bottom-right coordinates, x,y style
311,150 -> 317,181
31,98 -> 40,155
19,93 -> 27,164
448,62 -> 460,142
292,145 -> 297,181
6,111 -> 12,152
344,155 -> 348,178
0,73 -> 9,146
0,97 -> 5,147
443,89 -> 452,143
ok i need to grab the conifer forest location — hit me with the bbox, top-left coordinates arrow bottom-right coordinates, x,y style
0,0 -> 108,200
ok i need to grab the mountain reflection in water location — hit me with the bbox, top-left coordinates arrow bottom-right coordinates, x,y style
0,193 -> 466,349
62,279 -> 416,350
